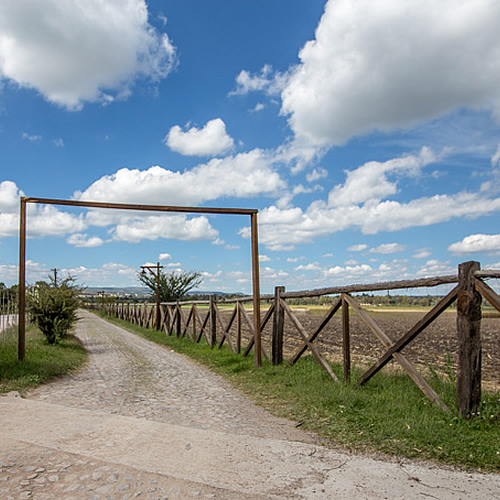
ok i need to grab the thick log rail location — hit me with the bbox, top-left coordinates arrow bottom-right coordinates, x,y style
94,262 -> 499,416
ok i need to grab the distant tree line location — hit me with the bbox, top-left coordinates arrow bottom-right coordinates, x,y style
286,293 -> 445,308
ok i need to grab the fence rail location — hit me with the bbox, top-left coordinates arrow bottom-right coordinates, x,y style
90,261 -> 499,417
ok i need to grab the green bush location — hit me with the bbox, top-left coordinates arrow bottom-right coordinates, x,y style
27,276 -> 81,344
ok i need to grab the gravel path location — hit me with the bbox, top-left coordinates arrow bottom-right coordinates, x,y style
28,309 -> 313,442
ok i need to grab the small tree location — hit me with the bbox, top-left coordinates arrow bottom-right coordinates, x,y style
137,269 -> 203,302
27,275 -> 81,344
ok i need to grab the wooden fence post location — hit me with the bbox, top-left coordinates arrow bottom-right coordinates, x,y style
236,301 -> 241,354
176,301 -> 181,337
342,294 -> 351,383
272,286 -> 285,365
210,295 -> 217,347
456,261 -> 482,418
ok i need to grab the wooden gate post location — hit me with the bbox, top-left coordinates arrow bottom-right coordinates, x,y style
272,286 -> 285,365
209,295 -> 217,347
342,294 -> 351,383
236,301 -> 242,354
456,261 -> 482,418
176,301 -> 182,337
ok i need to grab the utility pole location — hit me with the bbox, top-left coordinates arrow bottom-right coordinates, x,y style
51,268 -> 58,287
140,262 -> 163,331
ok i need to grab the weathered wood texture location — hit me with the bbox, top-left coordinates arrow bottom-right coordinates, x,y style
272,286 -> 285,365
342,295 -> 350,383
456,261 -> 482,418
280,275 -> 459,299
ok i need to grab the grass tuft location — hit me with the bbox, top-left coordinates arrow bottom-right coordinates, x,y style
0,325 -> 87,394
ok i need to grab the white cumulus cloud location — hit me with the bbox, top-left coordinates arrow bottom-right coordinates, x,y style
492,144 -> 500,167
67,233 -> 104,248
239,149 -> 500,251
110,214 -> 219,243
328,147 -> 435,207
0,0 -> 177,110
165,118 -> 234,157
281,0 -> 500,148
413,249 -> 432,260
229,64 -> 288,96
0,180 -> 86,238
448,233 -> 500,254
348,244 -> 367,252
369,243 -> 405,254
77,150 -> 285,206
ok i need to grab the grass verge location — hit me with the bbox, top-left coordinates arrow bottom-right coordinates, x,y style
0,325 -> 87,394
96,311 -> 499,472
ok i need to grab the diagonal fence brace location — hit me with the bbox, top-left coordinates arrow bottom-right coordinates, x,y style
343,294 -> 450,412
358,286 -> 458,385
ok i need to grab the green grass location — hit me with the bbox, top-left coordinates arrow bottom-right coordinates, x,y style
0,325 -> 87,394
96,311 -> 499,472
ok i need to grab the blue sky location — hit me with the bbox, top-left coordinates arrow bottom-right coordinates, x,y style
1,0 -> 500,294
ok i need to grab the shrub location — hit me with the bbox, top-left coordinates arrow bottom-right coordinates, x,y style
27,276 -> 81,344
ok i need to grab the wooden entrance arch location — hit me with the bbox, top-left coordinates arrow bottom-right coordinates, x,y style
18,197 -> 262,365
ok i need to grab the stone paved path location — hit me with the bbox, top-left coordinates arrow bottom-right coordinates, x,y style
0,309 -> 313,499
28,310 -> 314,441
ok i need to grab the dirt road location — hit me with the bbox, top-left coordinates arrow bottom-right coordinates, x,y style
0,309 -> 498,499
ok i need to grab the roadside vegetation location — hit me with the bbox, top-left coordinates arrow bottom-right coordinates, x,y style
96,310 -> 499,472
1,275 -> 86,394
27,275 -> 81,344
0,324 -> 87,394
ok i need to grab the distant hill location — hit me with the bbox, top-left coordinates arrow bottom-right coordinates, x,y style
82,287 -> 242,297
83,286 -> 149,297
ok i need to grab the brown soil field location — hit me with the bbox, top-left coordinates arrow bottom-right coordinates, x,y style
218,307 -> 499,392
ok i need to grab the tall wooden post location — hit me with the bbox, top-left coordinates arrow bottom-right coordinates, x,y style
176,301 -> 182,337
155,262 -> 160,330
209,295 -> 217,347
456,261 -> 482,418
250,212 -> 262,367
272,286 -> 285,365
236,301 -> 242,354
18,198 -> 27,361
342,294 -> 351,383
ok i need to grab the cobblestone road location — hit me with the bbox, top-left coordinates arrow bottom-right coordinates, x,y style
28,309 -> 312,441
1,310 -> 314,499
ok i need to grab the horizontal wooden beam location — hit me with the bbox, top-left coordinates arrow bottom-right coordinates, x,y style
23,196 -> 257,216
475,270 -> 500,279
281,275 -> 459,299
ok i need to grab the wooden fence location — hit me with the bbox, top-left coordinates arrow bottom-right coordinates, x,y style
1,288 -> 18,338
92,261 -> 500,417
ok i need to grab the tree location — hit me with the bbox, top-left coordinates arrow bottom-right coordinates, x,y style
27,275 -> 82,344
137,269 -> 203,302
